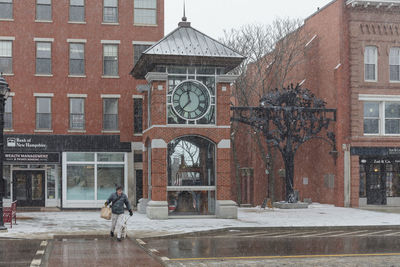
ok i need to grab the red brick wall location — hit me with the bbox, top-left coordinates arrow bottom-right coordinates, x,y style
1,0 -> 164,143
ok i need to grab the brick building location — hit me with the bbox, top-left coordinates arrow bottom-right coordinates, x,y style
131,18 -> 244,219
235,0 -> 400,208
0,0 -> 164,208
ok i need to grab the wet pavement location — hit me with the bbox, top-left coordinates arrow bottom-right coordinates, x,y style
140,228 -> 400,266
0,238 -> 44,267
47,237 -> 163,267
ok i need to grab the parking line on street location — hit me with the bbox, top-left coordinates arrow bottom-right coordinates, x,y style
161,257 -> 170,261
299,231 -> 344,237
270,231 -> 316,238
384,231 -> 400,236
169,252 -> 400,261
355,230 -> 393,236
328,230 -> 369,237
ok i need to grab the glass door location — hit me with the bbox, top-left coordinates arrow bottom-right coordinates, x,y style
13,170 -> 45,206
366,163 -> 387,205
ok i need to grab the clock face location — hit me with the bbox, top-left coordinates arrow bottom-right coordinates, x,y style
172,80 -> 211,120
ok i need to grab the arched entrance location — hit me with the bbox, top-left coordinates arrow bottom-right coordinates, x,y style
167,136 -> 216,215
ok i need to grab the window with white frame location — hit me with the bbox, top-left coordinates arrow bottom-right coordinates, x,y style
103,98 -> 118,130
103,44 -> 118,76
0,40 -> 12,74
133,44 -> 151,65
364,46 -> 377,81
69,0 -> 85,22
363,101 -> 400,135
134,0 -> 156,25
36,0 -> 52,21
0,0 -> 12,19
390,47 -> 400,82
70,98 -> 85,130
36,42 -> 52,74
36,97 -> 52,129
4,96 -> 12,129
103,0 -> 118,23
69,43 -> 85,75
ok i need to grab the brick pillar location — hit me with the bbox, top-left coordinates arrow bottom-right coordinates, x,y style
350,155 -> 360,207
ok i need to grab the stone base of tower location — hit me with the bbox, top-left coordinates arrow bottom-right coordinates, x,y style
216,200 -> 238,219
137,198 -> 149,214
146,200 -> 169,220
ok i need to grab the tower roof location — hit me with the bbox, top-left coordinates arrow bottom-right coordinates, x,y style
131,20 -> 245,79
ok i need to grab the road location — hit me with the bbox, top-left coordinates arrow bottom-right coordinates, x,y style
3,227 -> 400,266
140,227 -> 400,266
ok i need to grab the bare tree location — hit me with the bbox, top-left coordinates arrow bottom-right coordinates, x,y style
222,18 -> 310,203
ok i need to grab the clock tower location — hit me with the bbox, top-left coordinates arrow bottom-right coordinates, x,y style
131,17 -> 244,219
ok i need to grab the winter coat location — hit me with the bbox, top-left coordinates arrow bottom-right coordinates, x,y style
106,192 -> 132,215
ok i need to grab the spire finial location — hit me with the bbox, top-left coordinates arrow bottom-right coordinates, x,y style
182,0 -> 187,22
178,0 -> 190,27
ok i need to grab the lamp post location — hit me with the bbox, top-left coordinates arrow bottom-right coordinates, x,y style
0,73 -> 10,231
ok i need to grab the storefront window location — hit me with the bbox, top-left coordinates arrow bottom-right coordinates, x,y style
67,165 -> 94,200
65,152 -> 126,204
98,153 -> 124,162
47,165 -> 56,199
3,165 -> 10,199
67,152 -> 94,162
360,159 -> 400,198
97,164 -> 124,199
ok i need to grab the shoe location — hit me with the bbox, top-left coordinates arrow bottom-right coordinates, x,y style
110,231 -> 114,237
117,238 -> 121,242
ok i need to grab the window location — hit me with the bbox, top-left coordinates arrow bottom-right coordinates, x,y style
65,152 -> 125,203
363,102 -> 379,134
69,43 -> 85,75
363,101 -> 400,135
69,0 -> 85,22
364,46 -> 377,81
0,41 -> 12,74
36,42 -> 52,74
70,98 -> 85,130
0,0 -> 12,19
390,47 -> 400,82
36,0 -> 52,21
103,0 -> 118,23
133,98 -> 143,134
36,97 -> 51,129
103,98 -> 118,130
134,0 -> 156,25
4,96 -> 12,129
133,44 -> 151,65
103,44 -> 118,76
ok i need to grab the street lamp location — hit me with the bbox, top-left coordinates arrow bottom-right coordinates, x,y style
0,73 -> 10,231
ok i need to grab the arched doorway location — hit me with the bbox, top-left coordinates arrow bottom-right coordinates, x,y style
167,136 -> 216,216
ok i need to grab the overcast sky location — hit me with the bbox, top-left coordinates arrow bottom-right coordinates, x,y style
165,0 -> 334,39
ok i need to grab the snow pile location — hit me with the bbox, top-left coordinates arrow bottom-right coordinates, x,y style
1,204 -> 400,238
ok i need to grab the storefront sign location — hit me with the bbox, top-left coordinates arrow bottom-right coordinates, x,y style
4,153 -> 60,163
351,147 -> 400,157
6,137 -> 47,149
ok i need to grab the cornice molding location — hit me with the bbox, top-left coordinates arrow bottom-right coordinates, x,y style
360,23 -> 400,35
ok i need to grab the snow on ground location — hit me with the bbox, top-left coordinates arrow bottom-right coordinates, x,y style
1,204 -> 400,239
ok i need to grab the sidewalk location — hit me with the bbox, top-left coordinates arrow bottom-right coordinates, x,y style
2,204 -> 400,239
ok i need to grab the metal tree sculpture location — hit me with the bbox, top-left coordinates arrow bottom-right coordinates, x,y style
232,84 -> 336,203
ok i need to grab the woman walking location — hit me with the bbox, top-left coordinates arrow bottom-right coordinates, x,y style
105,186 -> 133,241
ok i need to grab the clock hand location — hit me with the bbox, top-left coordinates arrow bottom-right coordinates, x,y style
186,89 -> 191,102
